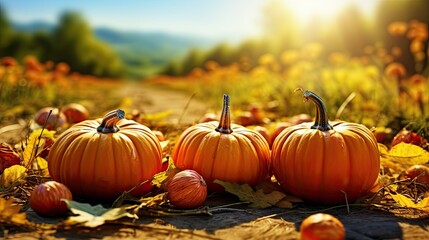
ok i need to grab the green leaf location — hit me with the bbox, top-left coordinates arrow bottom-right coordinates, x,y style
63,199 -> 137,228
214,180 -> 288,208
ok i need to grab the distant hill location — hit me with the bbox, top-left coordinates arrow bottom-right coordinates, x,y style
12,21 -> 216,78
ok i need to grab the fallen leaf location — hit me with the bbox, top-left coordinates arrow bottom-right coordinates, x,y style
145,110 -> 172,121
214,180 -> 289,208
385,142 -> 429,165
32,157 -> 49,176
0,197 -> 28,226
160,140 -> 169,151
390,193 -> 415,207
0,165 -> 27,188
22,129 -> 56,167
64,199 -> 137,228
390,193 -> 429,212
152,158 -> 181,189
416,196 -> 429,211
139,193 -> 168,208
378,143 -> 389,156
0,143 -> 21,173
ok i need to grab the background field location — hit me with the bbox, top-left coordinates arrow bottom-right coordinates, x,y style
1,0 -> 428,239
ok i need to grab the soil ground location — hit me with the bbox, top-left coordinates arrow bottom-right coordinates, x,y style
1,81 -> 429,239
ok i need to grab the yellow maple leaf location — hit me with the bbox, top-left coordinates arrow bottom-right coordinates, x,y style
383,143 -> 429,165
22,129 -> 56,167
416,196 -> 429,211
0,165 -> 27,188
390,193 -> 429,212
32,157 -> 49,176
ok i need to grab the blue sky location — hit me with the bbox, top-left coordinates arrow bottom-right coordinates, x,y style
1,0 -> 378,40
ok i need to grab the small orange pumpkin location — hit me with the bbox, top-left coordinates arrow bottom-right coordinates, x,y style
272,90 -> 380,204
62,103 -> 90,123
400,164 -> 429,185
300,213 -> 345,240
172,94 -> 271,191
167,169 -> 207,209
48,109 -> 162,200
30,181 -> 72,217
34,107 -> 67,130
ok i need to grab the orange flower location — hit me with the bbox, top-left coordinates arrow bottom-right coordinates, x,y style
55,62 -> 70,75
1,57 -> 17,68
204,60 -> 219,71
409,74 -> 426,84
387,21 -> 408,36
24,55 -> 44,72
407,28 -> 428,41
406,20 -> 428,41
410,40 -> 424,54
384,62 -> 407,78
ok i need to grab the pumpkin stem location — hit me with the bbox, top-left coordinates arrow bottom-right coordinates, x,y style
303,90 -> 333,131
215,94 -> 233,134
97,109 -> 125,133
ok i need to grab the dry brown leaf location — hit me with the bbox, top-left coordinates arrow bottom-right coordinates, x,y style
214,180 -> 294,208
0,197 -> 28,226
63,199 -> 137,228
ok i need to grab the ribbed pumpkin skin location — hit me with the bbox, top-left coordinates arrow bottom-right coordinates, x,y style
272,121 -> 380,204
172,121 -> 270,191
48,118 -> 162,200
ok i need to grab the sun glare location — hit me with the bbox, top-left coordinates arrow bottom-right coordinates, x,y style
286,0 -> 378,24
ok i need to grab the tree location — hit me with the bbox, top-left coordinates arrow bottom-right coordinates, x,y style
179,48 -> 205,75
52,12 -> 123,77
204,43 -> 234,66
0,5 -> 13,54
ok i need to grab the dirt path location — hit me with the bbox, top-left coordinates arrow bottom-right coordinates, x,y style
0,81 -> 207,142
116,81 -> 208,124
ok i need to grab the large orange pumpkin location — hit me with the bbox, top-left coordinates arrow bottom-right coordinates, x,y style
171,94 -> 271,191
48,109 -> 162,200
271,90 -> 380,204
